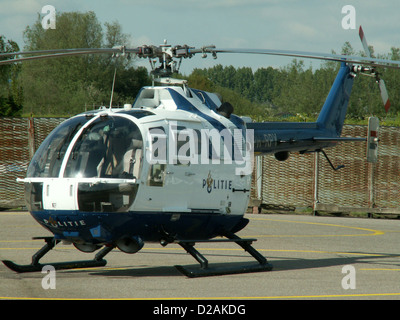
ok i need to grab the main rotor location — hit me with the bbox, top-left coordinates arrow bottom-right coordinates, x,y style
1,27 -> 400,110
128,40 -> 216,77
2,38 -> 400,73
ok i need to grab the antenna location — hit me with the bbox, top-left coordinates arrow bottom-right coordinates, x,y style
109,64 -> 117,109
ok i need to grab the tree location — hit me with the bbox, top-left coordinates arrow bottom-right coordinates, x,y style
0,36 -> 23,116
253,66 -> 279,104
20,11 -> 147,116
113,66 -> 151,105
234,67 -> 254,100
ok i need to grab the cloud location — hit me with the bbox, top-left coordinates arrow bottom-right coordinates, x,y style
0,0 -> 51,15
131,35 -> 153,46
0,0 -> 398,72
285,22 -> 319,39
0,0 -> 56,45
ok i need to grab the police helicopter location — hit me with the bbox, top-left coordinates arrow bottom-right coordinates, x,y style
1,26 -> 399,277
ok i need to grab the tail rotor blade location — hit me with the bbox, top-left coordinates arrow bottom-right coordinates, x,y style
359,25 -> 391,113
378,79 -> 390,112
359,26 -> 372,58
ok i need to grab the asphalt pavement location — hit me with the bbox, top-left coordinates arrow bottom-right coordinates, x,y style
1,211 -> 400,300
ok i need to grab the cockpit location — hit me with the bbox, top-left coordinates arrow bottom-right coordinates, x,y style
24,113 -> 144,213
64,115 -> 143,179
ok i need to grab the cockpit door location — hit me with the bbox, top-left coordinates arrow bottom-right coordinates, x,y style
42,179 -> 77,211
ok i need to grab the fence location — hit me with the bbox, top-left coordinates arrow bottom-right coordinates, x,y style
253,125 -> 400,214
0,117 -> 65,209
0,118 -> 399,213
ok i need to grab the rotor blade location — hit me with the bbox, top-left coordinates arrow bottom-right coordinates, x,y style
2,44 -> 400,70
0,47 -> 139,65
378,79 -> 391,112
207,48 -> 400,69
0,48 -> 110,57
359,26 -> 372,58
0,51 -> 100,65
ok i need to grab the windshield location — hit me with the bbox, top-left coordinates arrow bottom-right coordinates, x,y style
64,115 -> 143,179
26,116 -> 90,178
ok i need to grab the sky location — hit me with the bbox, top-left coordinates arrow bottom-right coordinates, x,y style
1,0 -> 399,75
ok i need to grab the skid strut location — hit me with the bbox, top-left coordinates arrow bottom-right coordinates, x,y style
2,237 -> 113,273
174,232 -> 272,278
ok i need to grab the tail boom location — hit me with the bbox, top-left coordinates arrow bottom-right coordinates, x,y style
248,62 -> 355,156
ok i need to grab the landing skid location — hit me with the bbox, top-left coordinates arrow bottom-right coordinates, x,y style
2,234 -> 272,277
174,232 -> 273,278
2,237 -> 113,273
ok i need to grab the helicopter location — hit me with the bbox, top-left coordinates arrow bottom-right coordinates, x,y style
1,26 -> 399,277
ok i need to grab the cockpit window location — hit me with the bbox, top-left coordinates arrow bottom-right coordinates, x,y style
118,109 -> 155,118
64,115 -> 143,179
26,116 -> 90,178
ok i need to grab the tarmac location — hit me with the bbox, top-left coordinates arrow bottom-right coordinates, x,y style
1,211 -> 400,300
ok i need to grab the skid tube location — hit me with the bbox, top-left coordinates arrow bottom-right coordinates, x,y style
2,237 -> 114,273
174,231 -> 273,278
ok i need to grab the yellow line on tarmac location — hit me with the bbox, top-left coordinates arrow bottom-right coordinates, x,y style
0,212 -> 28,215
0,239 -> 42,243
153,292 -> 400,300
142,247 -> 387,257
1,292 -> 400,300
0,245 -> 389,258
247,217 -> 385,237
0,248 -> 42,250
360,268 -> 400,271
149,292 -> 400,300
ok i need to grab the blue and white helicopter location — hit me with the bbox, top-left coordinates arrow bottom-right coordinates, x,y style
1,26 -> 398,277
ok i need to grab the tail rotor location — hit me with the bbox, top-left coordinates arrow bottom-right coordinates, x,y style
358,25 -> 391,112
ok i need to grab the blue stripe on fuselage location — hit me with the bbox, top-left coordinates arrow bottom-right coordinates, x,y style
189,88 -> 246,131
168,88 -> 227,131
190,88 -> 218,112
29,210 -> 244,244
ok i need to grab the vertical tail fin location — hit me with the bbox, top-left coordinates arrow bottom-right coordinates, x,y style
317,62 -> 355,137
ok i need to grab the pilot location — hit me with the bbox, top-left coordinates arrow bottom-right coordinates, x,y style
102,127 -> 125,177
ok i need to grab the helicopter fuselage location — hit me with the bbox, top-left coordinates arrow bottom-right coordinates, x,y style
2,30 -> 395,275
21,62 -> 355,253
22,85 -> 253,251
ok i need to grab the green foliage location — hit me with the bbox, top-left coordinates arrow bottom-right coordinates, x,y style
192,42 -> 400,126
2,15 -> 400,127
194,60 -> 338,119
0,36 -> 23,116
20,11 -> 151,116
186,70 -> 270,120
